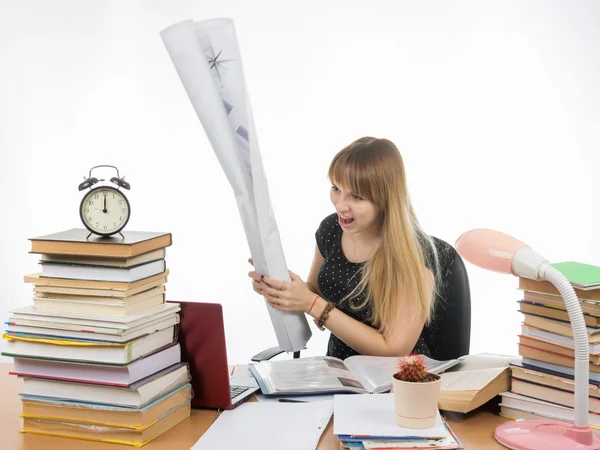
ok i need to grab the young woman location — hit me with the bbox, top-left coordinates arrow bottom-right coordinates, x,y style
248,137 -> 440,359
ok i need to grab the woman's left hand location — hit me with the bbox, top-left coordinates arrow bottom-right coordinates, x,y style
247,270 -> 315,313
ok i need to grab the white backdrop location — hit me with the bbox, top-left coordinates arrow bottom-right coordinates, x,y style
1,0 -> 599,364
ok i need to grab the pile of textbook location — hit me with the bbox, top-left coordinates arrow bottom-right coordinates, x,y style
501,261 -> 600,435
1,229 -> 191,447
333,394 -> 463,449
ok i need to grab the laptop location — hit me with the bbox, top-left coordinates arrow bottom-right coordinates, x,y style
168,300 -> 259,410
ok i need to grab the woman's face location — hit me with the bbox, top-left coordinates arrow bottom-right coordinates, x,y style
330,183 -> 382,235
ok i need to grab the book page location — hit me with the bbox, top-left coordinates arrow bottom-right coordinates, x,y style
251,357 -> 366,394
448,353 -> 521,371
344,356 -> 398,393
441,367 -> 507,391
344,355 -> 460,393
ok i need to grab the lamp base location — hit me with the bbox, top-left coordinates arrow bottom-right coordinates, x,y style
495,420 -> 600,450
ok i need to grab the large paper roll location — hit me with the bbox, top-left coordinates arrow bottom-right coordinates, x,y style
160,19 -> 311,352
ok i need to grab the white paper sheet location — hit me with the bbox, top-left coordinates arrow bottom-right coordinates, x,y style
190,400 -> 333,450
333,394 -> 447,438
160,19 -> 311,352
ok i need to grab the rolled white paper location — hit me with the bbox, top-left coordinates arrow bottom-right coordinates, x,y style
160,19 -> 311,352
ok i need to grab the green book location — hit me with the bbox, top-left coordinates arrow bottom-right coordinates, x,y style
552,261 -> 600,290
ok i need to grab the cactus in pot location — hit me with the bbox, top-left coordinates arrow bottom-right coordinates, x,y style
392,354 -> 441,428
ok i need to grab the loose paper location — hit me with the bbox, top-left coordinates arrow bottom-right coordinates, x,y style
190,400 -> 333,450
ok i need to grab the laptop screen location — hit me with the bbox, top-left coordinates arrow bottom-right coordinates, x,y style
168,301 -> 233,409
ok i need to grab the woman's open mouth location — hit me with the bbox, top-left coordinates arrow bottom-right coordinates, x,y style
338,214 -> 355,228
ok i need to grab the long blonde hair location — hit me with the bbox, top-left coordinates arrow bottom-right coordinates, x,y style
328,137 -> 440,332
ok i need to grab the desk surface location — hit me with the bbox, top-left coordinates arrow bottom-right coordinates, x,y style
0,363 -> 508,449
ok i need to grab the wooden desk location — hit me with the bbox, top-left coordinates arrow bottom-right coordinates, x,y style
0,363 -> 508,449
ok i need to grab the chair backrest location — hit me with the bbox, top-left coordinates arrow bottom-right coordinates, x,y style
421,237 -> 472,361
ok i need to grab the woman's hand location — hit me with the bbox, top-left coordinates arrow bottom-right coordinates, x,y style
247,259 -> 264,298
248,266 -> 315,313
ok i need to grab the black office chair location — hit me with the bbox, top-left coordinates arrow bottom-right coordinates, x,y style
420,237 -> 472,361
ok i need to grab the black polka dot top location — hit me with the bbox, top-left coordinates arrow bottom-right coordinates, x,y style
315,213 -> 430,360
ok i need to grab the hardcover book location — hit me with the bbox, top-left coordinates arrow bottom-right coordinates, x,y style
29,229 -> 172,258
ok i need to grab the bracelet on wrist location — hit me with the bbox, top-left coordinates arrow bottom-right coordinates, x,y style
314,301 -> 335,331
307,295 -> 319,315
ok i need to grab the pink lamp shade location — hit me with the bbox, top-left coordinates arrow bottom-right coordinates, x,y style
455,228 -> 528,275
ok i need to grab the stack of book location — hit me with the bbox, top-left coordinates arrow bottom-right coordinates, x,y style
1,229 -> 192,447
333,394 -> 463,449
499,261 -> 600,434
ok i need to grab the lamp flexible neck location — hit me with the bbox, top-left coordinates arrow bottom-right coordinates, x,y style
544,266 -> 590,427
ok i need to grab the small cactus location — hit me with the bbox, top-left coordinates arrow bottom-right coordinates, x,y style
394,354 -> 439,383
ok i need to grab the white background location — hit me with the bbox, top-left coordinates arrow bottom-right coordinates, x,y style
1,0 -> 599,364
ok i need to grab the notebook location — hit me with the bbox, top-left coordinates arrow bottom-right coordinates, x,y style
169,301 -> 259,409
553,261 -> 600,290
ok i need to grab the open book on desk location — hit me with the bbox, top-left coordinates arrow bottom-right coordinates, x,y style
438,353 -> 520,414
249,355 -> 460,396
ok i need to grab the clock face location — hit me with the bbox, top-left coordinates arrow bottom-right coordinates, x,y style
79,186 -> 130,236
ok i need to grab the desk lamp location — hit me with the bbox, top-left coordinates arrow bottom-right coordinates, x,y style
455,229 -> 600,450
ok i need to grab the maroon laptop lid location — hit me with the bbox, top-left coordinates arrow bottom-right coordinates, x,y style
168,301 -> 232,409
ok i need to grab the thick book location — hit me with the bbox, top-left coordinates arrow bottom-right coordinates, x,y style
2,325 -> 176,364
518,343 -> 600,375
40,248 -> 166,268
249,355 -> 460,396
520,358 -> 600,384
9,301 -> 180,325
499,391 -> 600,427
522,313 -> 600,343
40,259 -> 166,283
519,277 -> 600,301
20,362 -> 191,408
32,289 -> 166,316
33,285 -> 166,304
519,333 -> 600,363
21,397 -> 190,446
10,343 -> 182,386
6,313 -> 179,343
524,291 -> 600,315
438,353 -> 517,414
7,303 -> 180,341
21,383 -> 191,429
29,229 -> 172,258
519,300 -> 600,327
511,377 -> 600,414
25,270 -> 169,293
522,323 -> 600,353
511,363 -> 600,396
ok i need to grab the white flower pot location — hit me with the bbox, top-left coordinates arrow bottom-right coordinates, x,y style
392,373 -> 441,428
